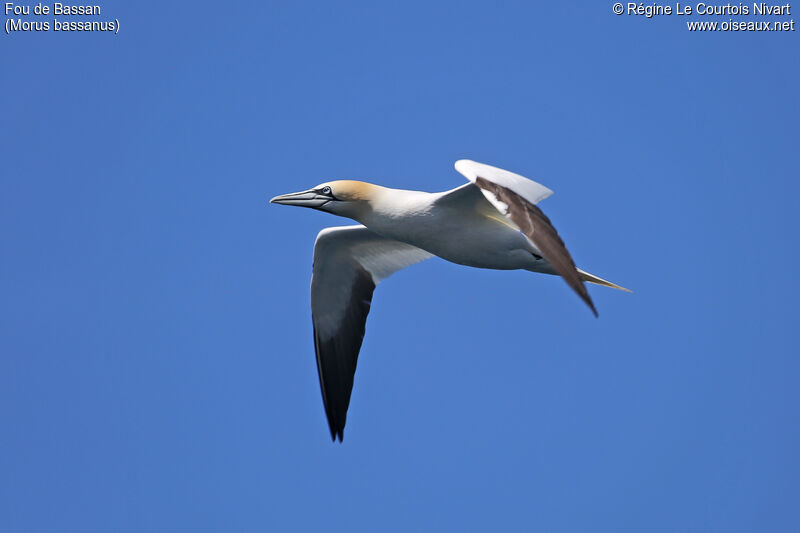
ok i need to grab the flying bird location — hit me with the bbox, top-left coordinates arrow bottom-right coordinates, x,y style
271,159 -> 629,441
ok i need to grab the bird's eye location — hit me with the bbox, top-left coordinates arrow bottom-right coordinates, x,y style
321,186 -> 332,195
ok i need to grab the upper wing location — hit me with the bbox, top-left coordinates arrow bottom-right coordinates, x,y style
311,225 -> 433,441
454,159 -> 598,316
454,159 -> 554,205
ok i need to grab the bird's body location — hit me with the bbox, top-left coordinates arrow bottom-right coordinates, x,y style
351,185 -> 548,271
271,160 -> 629,441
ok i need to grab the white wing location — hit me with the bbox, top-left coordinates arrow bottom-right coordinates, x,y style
454,159 -> 598,316
454,159 -> 553,210
311,225 -> 432,441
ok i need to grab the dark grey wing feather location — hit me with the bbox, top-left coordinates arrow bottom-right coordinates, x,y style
311,226 -> 432,441
312,265 -> 374,442
474,177 -> 598,316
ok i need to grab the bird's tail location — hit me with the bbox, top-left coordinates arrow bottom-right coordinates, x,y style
577,269 -> 632,292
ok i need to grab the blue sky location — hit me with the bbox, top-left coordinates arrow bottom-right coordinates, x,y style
2,1 -> 798,531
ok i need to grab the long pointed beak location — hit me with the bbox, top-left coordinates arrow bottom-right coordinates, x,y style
270,189 -> 331,208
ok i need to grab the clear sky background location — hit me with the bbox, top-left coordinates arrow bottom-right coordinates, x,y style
2,1 -> 798,531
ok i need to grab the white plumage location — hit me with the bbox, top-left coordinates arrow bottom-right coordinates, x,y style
271,159 -> 628,441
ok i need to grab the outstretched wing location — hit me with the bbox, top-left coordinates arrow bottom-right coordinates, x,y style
311,225 -> 432,441
454,159 -> 597,316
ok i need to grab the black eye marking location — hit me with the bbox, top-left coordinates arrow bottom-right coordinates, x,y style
321,186 -> 332,195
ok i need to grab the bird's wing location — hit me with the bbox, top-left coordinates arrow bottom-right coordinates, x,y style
311,225 -> 433,441
453,159 -> 597,316
454,159 -> 554,205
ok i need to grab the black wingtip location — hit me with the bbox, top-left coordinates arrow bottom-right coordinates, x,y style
574,284 -> 598,317
583,294 -> 599,318
328,426 -> 344,442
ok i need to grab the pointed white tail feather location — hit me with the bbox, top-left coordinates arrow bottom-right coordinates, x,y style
577,268 -> 632,292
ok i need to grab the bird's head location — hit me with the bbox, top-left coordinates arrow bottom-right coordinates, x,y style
270,180 -> 381,220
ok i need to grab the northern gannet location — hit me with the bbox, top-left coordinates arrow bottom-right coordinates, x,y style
271,159 -> 629,441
